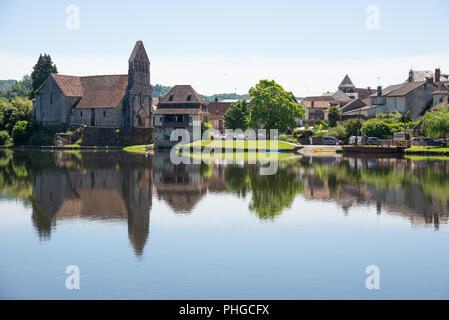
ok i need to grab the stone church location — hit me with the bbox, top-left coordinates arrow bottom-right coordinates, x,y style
33,41 -> 153,128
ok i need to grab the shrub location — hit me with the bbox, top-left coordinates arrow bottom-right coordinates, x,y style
279,134 -> 289,141
328,123 -> 346,140
312,130 -> 327,137
344,119 -> 363,137
361,119 -> 392,138
28,132 -> 54,146
0,130 -> 9,145
12,120 -> 31,145
293,129 -> 313,139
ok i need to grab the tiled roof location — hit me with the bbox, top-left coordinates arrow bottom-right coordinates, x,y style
387,81 -> 435,97
159,85 -> 205,105
339,75 -> 355,88
207,102 -> 232,121
52,74 -> 83,97
303,96 -> 336,102
76,75 -> 128,109
51,74 -> 129,109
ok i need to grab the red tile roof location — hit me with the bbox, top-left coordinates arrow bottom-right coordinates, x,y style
51,74 -> 129,109
206,102 -> 232,121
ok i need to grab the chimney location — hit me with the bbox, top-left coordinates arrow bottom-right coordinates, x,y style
435,68 -> 441,83
408,69 -> 413,82
377,86 -> 382,96
367,86 -> 371,94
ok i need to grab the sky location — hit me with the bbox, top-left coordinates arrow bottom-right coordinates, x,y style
1,0 -> 449,96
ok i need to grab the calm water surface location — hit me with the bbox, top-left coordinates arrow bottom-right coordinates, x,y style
0,149 -> 449,299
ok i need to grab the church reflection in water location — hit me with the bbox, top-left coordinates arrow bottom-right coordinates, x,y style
0,149 -> 448,256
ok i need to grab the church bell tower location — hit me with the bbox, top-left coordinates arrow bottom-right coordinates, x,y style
125,41 -> 153,128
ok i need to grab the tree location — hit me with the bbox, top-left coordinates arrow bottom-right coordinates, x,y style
223,100 -> 250,130
248,80 -> 305,135
422,106 -> 449,142
12,120 -> 31,145
328,106 -> 342,127
344,119 -> 364,138
30,54 -> 58,99
361,119 -> 391,138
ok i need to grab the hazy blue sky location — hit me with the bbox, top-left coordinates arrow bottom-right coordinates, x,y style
1,0 -> 449,95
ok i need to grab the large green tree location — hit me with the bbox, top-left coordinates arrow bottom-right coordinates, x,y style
248,80 -> 304,134
223,100 -> 250,130
328,105 -> 342,127
30,54 -> 58,99
422,106 -> 449,142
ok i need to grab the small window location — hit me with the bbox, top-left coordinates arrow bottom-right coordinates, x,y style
216,110 -> 219,114
169,95 -> 174,101
80,111 -> 83,117
186,95 -> 192,101
50,93 -> 53,104
104,111 -> 106,117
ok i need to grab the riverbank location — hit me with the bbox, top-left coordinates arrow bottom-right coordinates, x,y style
122,144 -> 154,154
180,140 -> 300,153
405,146 -> 449,156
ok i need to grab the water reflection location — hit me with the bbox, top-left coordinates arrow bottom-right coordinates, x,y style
1,150 -> 449,256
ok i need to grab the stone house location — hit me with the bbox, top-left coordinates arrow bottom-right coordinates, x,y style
367,80 -> 437,120
33,41 -> 153,129
153,85 -> 208,149
206,101 -> 232,132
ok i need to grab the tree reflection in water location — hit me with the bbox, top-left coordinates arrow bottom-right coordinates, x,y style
1,150 -> 449,256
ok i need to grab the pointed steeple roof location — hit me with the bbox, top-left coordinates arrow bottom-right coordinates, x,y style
338,74 -> 355,88
128,40 -> 149,62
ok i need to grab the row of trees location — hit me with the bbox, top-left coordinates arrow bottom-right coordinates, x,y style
223,80 -> 305,135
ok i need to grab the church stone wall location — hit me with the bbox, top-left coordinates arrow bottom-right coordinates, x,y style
80,126 -> 154,146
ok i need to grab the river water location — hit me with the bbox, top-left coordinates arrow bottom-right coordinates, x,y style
0,149 -> 448,299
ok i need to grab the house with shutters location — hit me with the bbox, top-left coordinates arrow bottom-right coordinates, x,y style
153,85 -> 208,149
33,41 -> 153,129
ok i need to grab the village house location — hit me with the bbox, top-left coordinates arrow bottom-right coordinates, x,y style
153,85 -> 208,149
367,80 -> 437,120
206,100 -> 232,132
302,75 -> 374,123
33,41 -> 153,129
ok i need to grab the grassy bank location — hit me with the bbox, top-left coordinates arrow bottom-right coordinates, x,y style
405,146 -> 449,155
405,155 -> 449,161
181,140 -> 298,151
123,144 -> 154,154
188,151 -> 296,162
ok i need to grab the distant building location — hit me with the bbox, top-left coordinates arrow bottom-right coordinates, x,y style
406,68 -> 449,83
302,75 -> 374,123
154,85 -> 208,149
33,41 -> 153,128
206,101 -> 232,132
367,80 -> 437,120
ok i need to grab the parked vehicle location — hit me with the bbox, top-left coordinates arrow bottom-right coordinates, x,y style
411,137 -> 422,146
348,136 -> 366,145
367,137 -> 380,145
419,138 -> 445,146
322,136 -> 338,145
